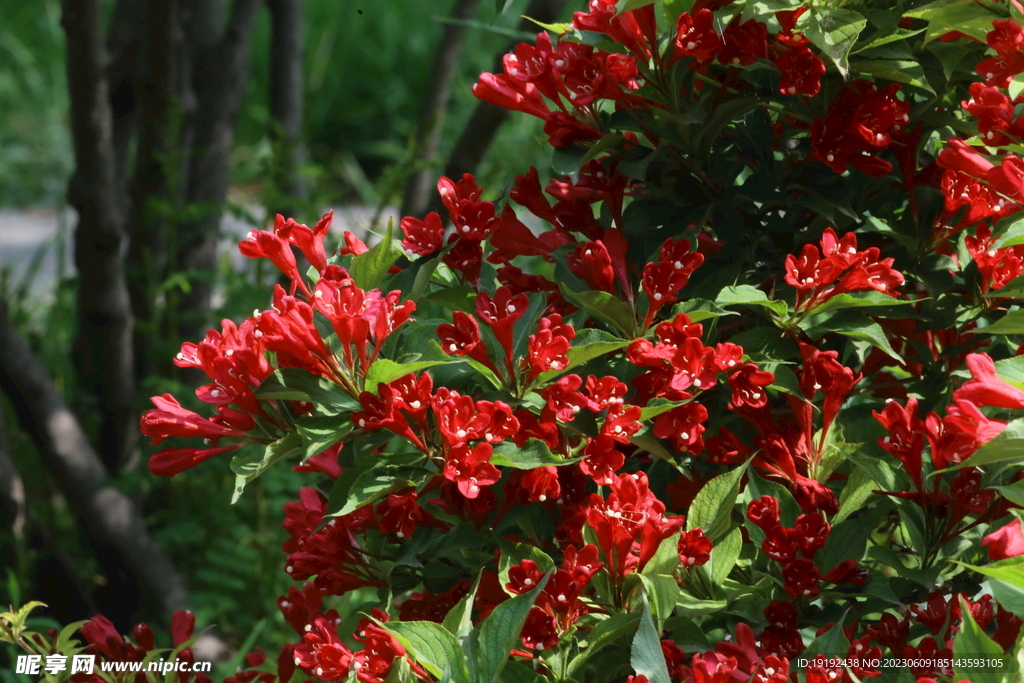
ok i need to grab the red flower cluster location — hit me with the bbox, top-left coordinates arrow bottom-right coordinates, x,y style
784,228 -> 904,312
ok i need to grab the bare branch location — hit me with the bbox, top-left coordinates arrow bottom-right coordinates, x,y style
61,0 -> 137,471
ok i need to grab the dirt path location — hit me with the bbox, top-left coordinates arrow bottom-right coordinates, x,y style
0,205 -> 394,294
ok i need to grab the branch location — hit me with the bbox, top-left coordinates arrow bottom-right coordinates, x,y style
400,0 -> 484,219
0,298 -> 188,621
61,0 -> 138,471
432,0 -> 570,215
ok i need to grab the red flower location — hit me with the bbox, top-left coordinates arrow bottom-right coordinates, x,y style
775,45 -> 825,96
728,363 -> 775,409
747,495 -> 781,532
719,18 -> 768,66
519,466 -> 561,503
443,442 -> 501,499
400,212 -> 444,256
678,527 -> 713,567
292,615 -> 353,680
569,241 -> 616,293
673,9 -> 723,63
955,353 -> 1024,409
781,557 -> 820,597
982,518 -> 1024,560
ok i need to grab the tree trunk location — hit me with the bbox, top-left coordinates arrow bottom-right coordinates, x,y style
400,0 -> 483,219
127,0 -> 192,381
0,299 -> 189,627
177,0 -> 264,340
269,0 -> 307,219
62,0 -> 138,473
434,0 -> 569,215
0,406 -> 25,540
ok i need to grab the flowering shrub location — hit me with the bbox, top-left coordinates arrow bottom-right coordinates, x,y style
12,1 -> 1024,682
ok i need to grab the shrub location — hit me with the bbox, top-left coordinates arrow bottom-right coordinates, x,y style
9,1 -> 1024,682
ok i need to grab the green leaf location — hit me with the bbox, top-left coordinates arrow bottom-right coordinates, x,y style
566,613 -> 642,678
617,0 -> 656,12
442,573 -> 481,639
852,60 -> 933,93
295,415 -> 352,461
639,398 -> 686,421
981,310 -> 1024,335
643,531 -> 682,577
671,298 -> 738,323
710,527 -> 742,586
994,480 -> 1024,507
937,419 -> 1024,473
995,355 -> 1024,389
797,9 -> 868,78
631,595 -> 672,683
384,621 -> 472,683
802,311 -> 901,359
491,439 -> 579,469
674,592 -> 727,617
905,0 -> 1004,44
230,433 -> 303,502
552,146 -> 587,176
993,214 -> 1024,249
955,557 -> 1024,588
832,466 -> 875,526
687,460 -> 749,541
636,573 -> 680,620
351,219 -> 402,290
522,16 -> 572,33
715,285 -> 788,317
804,292 -> 914,317
953,596 -> 1007,683
256,368 -> 360,415
365,359 -> 444,393
802,620 -> 850,662
561,284 -> 636,336
497,538 -> 555,595
325,454 -> 424,517
477,572 -> 550,683
536,328 -> 630,383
